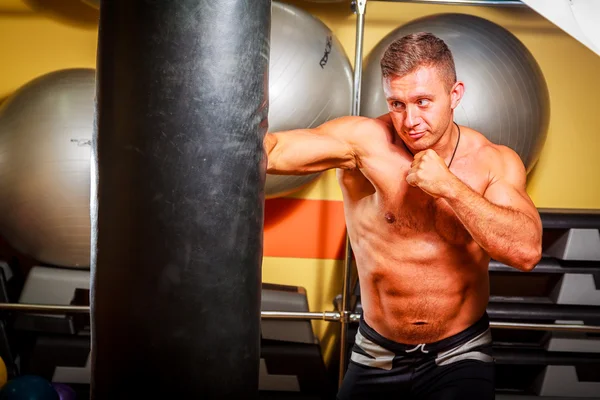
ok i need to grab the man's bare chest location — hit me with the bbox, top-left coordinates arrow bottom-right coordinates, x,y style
384,187 -> 467,241
340,157 -> 488,243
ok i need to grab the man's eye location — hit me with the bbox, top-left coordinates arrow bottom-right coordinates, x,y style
418,99 -> 430,106
392,101 -> 404,109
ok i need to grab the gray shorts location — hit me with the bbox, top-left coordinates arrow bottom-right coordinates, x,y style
338,313 -> 495,399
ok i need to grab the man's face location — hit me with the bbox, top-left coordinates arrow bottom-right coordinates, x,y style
383,66 -> 463,151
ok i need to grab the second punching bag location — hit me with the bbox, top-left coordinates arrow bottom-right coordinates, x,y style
90,1 -> 270,398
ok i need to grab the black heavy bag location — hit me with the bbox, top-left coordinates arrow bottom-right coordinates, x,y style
90,1 -> 271,398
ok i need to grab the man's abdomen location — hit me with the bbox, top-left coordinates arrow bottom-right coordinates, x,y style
355,237 -> 490,345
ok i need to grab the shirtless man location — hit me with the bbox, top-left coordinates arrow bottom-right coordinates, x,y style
264,32 -> 542,399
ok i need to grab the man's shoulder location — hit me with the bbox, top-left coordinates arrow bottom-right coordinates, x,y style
351,114 -> 392,130
467,130 -> 525,182
334,114 -> 393,140
465,128 -> 521,164
328,115 -> 389,131
481,142 -> 522,170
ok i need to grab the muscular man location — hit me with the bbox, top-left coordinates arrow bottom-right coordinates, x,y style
264,32 -> 542,399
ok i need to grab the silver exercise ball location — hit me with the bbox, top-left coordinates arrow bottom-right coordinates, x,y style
360,13 -> 550,172
0,69 -> 94,268
267,2 -> 353,197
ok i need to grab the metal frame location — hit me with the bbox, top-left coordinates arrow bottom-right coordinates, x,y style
0,303 -> 600,333
339,0 -> 367,388
2,303 -> 600,334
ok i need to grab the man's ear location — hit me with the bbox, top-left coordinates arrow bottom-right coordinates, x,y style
450,81 -> 465,110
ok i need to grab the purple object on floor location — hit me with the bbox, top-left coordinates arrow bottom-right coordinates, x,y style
51,383 -> 75,400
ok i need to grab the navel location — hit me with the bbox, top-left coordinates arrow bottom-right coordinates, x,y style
384,212 -> 396,224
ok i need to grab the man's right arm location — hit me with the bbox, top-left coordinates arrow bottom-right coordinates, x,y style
264,116 -> 369,175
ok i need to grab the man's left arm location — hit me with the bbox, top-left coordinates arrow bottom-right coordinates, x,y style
407,147 -> 543,271
444,147 -> 542,271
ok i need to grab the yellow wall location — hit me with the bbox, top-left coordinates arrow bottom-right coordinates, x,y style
0,0 -> 98,102
2,2 -> 599,204
2,0 -> 600,368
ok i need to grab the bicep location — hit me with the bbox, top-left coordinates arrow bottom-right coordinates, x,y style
267,116 -> 369,174
483,148 -> 540,223
484,179 -> 533,211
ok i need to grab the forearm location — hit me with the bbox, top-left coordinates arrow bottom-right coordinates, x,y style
264,132 -> 278,171
264,130 -> 316,174
443,178 -> 542,271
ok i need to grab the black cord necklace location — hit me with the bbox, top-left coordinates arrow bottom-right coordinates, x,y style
403,122 -> 461,168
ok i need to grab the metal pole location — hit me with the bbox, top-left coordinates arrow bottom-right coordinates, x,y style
261,311 -> 341,321
0,303 -> 90,314
0,304 -> 341,321
351,0 -> 367,116
338,242 -> 353,387
489,321 -> 600,333
339,0 -> 368,390
2,303 -> 600,333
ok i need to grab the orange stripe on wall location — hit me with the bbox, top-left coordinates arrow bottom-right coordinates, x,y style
264,198 -> 346,260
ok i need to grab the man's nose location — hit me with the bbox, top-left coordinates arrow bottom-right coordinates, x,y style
403,106 -> 420,129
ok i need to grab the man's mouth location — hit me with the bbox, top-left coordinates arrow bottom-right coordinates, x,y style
407,131 -> 426,139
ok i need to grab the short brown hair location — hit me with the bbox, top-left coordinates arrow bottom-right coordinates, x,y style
380,32 -> 456,91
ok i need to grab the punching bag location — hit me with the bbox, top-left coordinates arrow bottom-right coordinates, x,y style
90,1 -> 270,398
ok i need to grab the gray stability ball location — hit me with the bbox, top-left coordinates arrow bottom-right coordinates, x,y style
267,2 -> 353,197
360,13 -> 550,173
0,69 -> 94,268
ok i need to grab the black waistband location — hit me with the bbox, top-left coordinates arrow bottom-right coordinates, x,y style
358,312 -> 490,355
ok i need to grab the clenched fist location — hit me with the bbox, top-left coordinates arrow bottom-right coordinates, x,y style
406,149 -> 458,198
